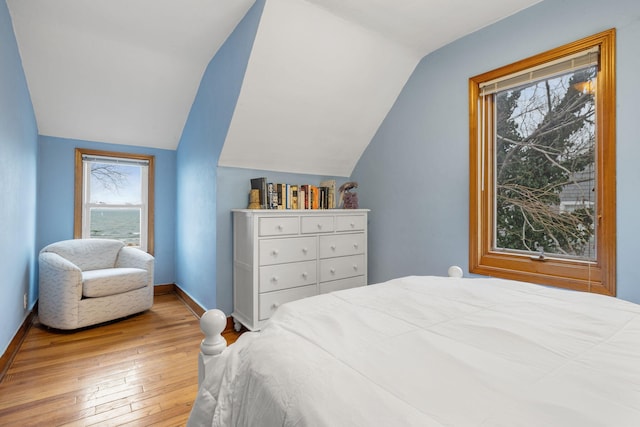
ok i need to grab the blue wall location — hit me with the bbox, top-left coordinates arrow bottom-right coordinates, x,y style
352,0 -> 640,304
0,0 -> 38,355
175,1 -> 265,311
176,1 -> 347,314
37,136 -> 177,285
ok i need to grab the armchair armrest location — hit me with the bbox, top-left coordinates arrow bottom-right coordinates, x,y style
115,247 -> 155,285
38,252 -> 84,327
40,251 -> 82,273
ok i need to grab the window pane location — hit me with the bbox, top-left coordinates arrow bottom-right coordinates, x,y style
89,162 -> 142,204
90,208 -> 141,247
494,66 -> 596,260
75,149 -> 154,254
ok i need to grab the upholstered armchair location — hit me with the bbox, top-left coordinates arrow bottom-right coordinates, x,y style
38,238 -> 154,330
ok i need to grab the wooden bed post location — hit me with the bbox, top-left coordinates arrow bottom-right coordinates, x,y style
198,309 -> 228,387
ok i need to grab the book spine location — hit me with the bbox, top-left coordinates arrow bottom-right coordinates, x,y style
310,185 -> 319,209
267,183 -> 277,209
277,184 -> 283,209
318,187 -> 324,209
301,185 -> 308,209
291,185 -> 298,210
286,184 -> 291,209
262,180 -> 268,208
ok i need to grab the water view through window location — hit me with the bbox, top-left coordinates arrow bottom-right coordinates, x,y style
84,158 -> 147,249
90,208 -> 141,246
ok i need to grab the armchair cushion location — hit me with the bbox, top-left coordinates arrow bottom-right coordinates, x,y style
82,267 -> 148,298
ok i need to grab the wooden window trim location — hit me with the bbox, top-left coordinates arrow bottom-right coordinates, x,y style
468,29 -> 616,296
74,148 -> 155,255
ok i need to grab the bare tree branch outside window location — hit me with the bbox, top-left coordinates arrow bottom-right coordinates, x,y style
494,67 -> 596,260
90,164 -> 129,194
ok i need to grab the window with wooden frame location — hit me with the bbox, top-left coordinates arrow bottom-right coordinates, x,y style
74,148 -> 155,254
469,29 -> 616,296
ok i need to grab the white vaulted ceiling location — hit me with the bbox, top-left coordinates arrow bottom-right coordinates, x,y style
6,0 -> 255,149
7,0 -> 541,175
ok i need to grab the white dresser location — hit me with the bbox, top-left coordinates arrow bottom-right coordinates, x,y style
232,209 -> 369,331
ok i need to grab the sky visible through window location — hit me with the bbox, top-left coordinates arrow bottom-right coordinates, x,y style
89,163 -> 142,204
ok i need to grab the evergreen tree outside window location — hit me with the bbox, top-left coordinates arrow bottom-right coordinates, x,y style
469,29 -> 616,296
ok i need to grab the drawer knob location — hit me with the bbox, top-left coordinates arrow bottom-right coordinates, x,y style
353,264 -> 358,271
271,276 -> 278,283
271,302 -> 279,310
331,245 -> 336,251
272,249 -> 279,256
302,247 -> 308,254
277,225 -> 283,231
330,268 -> 336,274
353,243 -> 358,249
350,222 -> 355,228
302,272 -> 308,279
317,223 -> 323,230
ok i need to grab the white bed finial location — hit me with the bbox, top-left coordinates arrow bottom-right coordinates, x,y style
448,265 -> 463,278
200,309 -> 227,356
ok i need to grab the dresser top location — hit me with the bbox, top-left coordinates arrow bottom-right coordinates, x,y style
232,209 -> 369,213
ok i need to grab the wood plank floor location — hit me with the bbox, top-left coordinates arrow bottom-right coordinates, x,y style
0,293 -> 242,426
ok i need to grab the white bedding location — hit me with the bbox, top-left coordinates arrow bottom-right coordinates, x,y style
189,276 -> 640,426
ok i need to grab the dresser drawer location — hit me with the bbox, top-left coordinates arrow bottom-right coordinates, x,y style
259,216 -> 300,236
319,233 -> 365,259
301,215 -> 334,234
259,261 -> 317,293
335,214 -> 366,232
319,254 -> 365,282
259,236 -> 316,266
319,275 -> 366,294
259,285 -> 317,320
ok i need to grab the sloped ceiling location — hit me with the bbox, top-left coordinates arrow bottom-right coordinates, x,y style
223,0 -> 543,176
6,0 -> 255,149
7,0 -> 541,175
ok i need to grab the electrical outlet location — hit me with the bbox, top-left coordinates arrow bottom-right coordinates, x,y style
23,293 -> 27,309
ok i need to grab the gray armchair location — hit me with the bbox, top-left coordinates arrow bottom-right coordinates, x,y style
38,238 -> 154,330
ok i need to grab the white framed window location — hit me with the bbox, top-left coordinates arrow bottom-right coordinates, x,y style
74,148 -> 155,254
469,29 -> 616,296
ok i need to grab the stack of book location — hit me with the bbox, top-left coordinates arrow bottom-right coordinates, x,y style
250,177 -> 337,210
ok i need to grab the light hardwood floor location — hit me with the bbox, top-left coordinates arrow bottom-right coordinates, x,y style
0,293 -> 241,426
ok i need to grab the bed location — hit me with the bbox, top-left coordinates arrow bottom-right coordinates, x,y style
188,271 -> 640,426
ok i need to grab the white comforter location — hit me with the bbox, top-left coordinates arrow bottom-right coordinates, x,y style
189,276 -> 640,426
